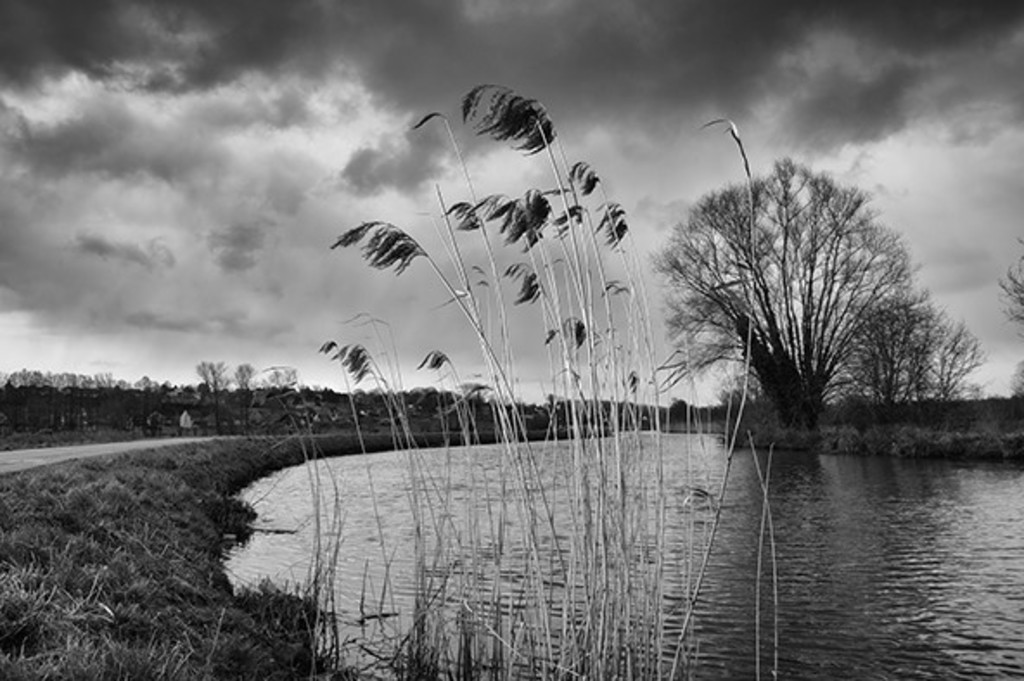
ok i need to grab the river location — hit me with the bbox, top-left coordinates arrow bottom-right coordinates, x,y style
226,434 -> 1024,679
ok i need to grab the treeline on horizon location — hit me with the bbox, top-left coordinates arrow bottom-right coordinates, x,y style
0,367 -> 679,438
3,365 -> 1024,443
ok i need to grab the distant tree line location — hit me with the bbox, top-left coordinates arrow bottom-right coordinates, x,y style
0,366 -> 293,436
0,364 -> 670,439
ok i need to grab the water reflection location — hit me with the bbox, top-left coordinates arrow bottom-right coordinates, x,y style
227,435 -> 1024,679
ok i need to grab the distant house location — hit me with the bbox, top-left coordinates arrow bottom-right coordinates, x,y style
179,410 -> 194,435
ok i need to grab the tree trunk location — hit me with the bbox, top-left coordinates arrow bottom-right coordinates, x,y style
740,316 -> 822,430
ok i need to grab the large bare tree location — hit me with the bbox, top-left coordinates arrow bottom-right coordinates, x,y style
656,158 -> 912,429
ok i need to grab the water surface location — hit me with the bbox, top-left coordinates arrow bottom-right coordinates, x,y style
227,435 -> 1024,679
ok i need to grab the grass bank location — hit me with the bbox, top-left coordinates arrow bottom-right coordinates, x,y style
0,431 -> 481,680
828,427 -> 1024,460
744,425 -> 1024,460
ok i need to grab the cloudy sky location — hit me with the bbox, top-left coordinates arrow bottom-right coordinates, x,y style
1,0 -> 1023,402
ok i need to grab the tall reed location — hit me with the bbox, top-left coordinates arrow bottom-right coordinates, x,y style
315,85 -> 753,679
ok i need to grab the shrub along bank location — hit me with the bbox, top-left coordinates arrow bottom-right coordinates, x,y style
742,425 -> 1024,460
828,427 -> 1024,459
0,432 -> 466,680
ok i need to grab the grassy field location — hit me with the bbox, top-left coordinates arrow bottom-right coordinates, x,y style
0,433 -> 433,680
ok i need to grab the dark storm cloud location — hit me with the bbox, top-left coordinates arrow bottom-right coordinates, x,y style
780,63 -> 921,149
0,1 -> 158,85
209,222 -> 267,272
74,233 -> 176,270
2,91 -> 322,227
341,124 -> 448,195
8,97 -> 225,184
3,0 -> 1024,150
0,0 -> 330,89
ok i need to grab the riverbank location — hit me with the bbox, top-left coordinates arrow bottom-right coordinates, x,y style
745,425 -> 1024,460
0,430 -> 475,679
830,426 -> 1024,460
0,428 -> 556,679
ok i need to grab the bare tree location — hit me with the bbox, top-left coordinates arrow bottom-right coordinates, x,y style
846,290 -> 935,406
1001,240 -> 1024,332
929,317 -> 985,401
264,366 -> 299,389
234,363 -> 256,434
848,291 -> 984,404
656,158 -> 912,429
134,376 -> 157,391
196,361 -> 231,434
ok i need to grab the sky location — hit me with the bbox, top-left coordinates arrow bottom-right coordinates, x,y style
1,0 -> 1023,403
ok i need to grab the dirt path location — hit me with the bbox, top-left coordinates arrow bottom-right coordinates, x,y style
0,437 -> 226,475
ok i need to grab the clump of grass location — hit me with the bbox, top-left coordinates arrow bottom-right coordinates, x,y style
318,85 -> 752,678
